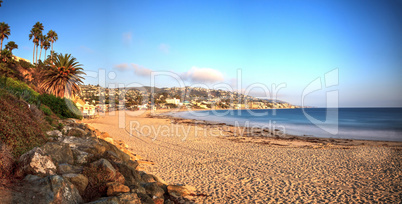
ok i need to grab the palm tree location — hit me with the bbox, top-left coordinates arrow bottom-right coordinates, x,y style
38,34 -> 48,62
29,28 -> 39,63
40,53 -> 85,99
30,22 -> 43,64
5,41 -> 18,55
47,30 -> 58,61
0,0 -> 3,7
0,22 -> 11,52
43,39 -> 50,61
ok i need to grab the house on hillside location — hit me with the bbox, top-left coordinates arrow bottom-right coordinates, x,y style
75,99 -> 96,117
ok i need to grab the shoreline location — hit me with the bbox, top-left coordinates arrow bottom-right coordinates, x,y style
152,111 -> 402,147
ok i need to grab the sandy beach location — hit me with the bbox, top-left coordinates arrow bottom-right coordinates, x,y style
85,110 -> 402,203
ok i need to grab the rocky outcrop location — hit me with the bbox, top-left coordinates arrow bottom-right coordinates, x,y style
15,119 -> 198,203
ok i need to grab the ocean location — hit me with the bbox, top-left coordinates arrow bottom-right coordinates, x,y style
169,108 -> 402,142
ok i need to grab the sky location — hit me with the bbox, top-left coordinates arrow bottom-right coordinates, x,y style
1,0 -> 401,107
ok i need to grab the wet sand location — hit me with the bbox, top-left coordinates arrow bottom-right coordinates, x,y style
85,110 -> 402,203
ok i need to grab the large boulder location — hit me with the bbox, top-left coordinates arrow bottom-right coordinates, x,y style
62,173 -> 89,196
113,161 -> 142,186
24,174 -> 83,204
90,158 -> 117,178
18,147 -> 57,177
41,142 -> 74,165
59,136 -> 106,156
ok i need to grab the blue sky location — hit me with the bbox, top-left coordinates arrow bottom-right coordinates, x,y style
1,0 -> 401,107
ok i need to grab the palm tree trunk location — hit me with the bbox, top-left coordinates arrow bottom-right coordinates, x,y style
44,50 -> 47,61
36,45 -> 39,64
51,42 -> 53,61
39,47 -> 42,63
0,38 -> 3,52
33,45 -> 35,63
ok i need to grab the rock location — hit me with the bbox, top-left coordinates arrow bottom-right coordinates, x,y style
72,149 -> 90,165
129,183 -> 146,194
104,151 -> 122,163
117,193 -> 142,204
46,130 -> 62,137
59,136 -> 106,156
62,173 -> 88,196
62,126 -> 73,133
99,139 -> 130,163
153,197 -> 164,204
67,127 -> 88,137
87,193 -> 142,204
90,158 -> 117,178
144,182 -> 165,198
104,137 -> 114,144
57,163 -> 83,174
136,193 -> 154,204
141,172 -> 156,183
167,185 -> 196,197
24,175 -> 83,204
41,142 -> 74,165
114,162 -> 142,186
106,182 -> 130,196
18,147 -> 57,177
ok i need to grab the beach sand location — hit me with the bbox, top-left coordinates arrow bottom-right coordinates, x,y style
85,110 -> 402,203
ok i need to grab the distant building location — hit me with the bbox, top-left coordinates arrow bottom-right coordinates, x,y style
13,55 -> 30,63
166,98 -> 180,105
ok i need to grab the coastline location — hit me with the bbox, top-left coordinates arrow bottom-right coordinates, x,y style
156,110 -> 402,147
84,110 -> 402,203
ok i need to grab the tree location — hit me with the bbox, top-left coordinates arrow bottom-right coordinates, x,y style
38,34 -> 48,62
5,41 -> 18,55
0,0 -> 3,7
0,22 -> 11,52
40,53 -> 85,99
30,22 -> 43,64
47,30 -> 58,61
43,39 -> 50,61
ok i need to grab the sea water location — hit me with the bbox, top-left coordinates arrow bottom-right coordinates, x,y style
170,108 -> 402,142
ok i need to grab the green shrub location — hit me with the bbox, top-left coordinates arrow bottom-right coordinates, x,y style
57,123 -> 64,131
39,94 -> 82,119
41,106 -> 52,116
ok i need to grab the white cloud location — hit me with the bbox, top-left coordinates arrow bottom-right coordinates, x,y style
159,43 -> 170,54
132,63 -> 153,77
122,32 -> 132,45
181,67 -> 225,83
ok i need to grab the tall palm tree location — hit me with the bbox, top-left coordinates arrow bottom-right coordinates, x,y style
29,28 -> 39,63
38,34 -> 48,62
47,30 -> 58,61
0,22 -> 11,52
40,53 -> 85,99
31,22 -> 43,64
5,41 -> 18,55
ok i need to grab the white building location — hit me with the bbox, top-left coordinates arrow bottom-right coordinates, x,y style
166,98 -> 180,105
